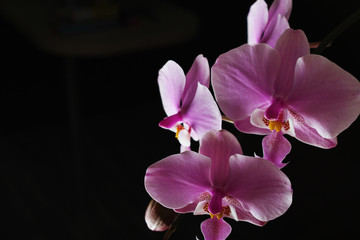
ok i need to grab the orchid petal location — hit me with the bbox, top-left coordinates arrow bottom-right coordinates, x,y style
145,151 -> 212,209
186,54 -> 210,87
199,130 -> 243,189
268,0 -> 292,20
225,155 -> 292,221
212,44 -> 280,121
225,197 -> 266,226
247,0 -> 268,44
286,54 -> 360,139
274,29 -> 310,97
182,82 -> 222,140
261,14 -> 289,48
287,112 -> 338,148
262,131 -> 291,168
158,60 -> 186,116
182,55 -> 210,107
200,218 -> 232,240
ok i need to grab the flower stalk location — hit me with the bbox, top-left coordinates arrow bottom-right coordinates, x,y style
314,8 -> 360,54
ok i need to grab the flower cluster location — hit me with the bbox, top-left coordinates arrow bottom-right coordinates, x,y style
144,0 -> 360,239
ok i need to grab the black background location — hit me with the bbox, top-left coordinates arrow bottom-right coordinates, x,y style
1,0 -> 360,239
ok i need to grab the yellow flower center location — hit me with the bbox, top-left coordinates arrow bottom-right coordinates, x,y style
269,120 -> 283,132
263,117 -> 290,132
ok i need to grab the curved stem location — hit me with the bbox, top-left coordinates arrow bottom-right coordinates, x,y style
163,214 -> 184,240
314,8 -> 360,54
221,115 -> 234,124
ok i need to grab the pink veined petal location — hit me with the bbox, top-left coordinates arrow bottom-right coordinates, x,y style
287,111 -> 338,148
145,151 -> 212,209
182,54 -> 210,107
200,218 -> 232,240
260,14 -> 290,48
268,0 -> 292,21
274,29 -> 310,97
212,43 -> 281,122
186,54 -> 210,87
262,131 -> 291,168
286,54 -> 360,139
182,82 -> 222,140
225,196 -> 266,226
158,60 -> 186,116
224,155 -> 292,222
247,0 -> 269,44
199,130 -> 243,190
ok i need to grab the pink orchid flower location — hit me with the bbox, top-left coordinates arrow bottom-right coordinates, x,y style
158,55 -> 222,148
212,28 -> 360,168
248,0 -> 292,47
145,130 -> 293,240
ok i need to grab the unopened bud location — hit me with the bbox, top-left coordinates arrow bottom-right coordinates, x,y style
145,199 -> 179,231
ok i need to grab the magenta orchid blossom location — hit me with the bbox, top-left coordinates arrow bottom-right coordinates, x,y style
158,54 -> 222,149
144,1 -> 360,238
248,0 -> 292,47
212,28 -> 360,168
145,130 -> 293,240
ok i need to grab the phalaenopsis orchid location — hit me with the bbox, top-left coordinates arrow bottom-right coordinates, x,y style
144,0 -> 360,239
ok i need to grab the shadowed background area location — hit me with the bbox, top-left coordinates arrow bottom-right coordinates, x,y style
1,0 -> 359,239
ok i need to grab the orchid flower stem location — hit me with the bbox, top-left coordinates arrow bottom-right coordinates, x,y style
163,214 -> 184,240
222,115 -> 234,124
314,8 -> 360,55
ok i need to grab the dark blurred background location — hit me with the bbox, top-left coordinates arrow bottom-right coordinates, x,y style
0,0 -> 359,239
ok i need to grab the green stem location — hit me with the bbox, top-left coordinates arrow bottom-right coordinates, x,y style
222,115 -> 234,124
314,8 -> 360,55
